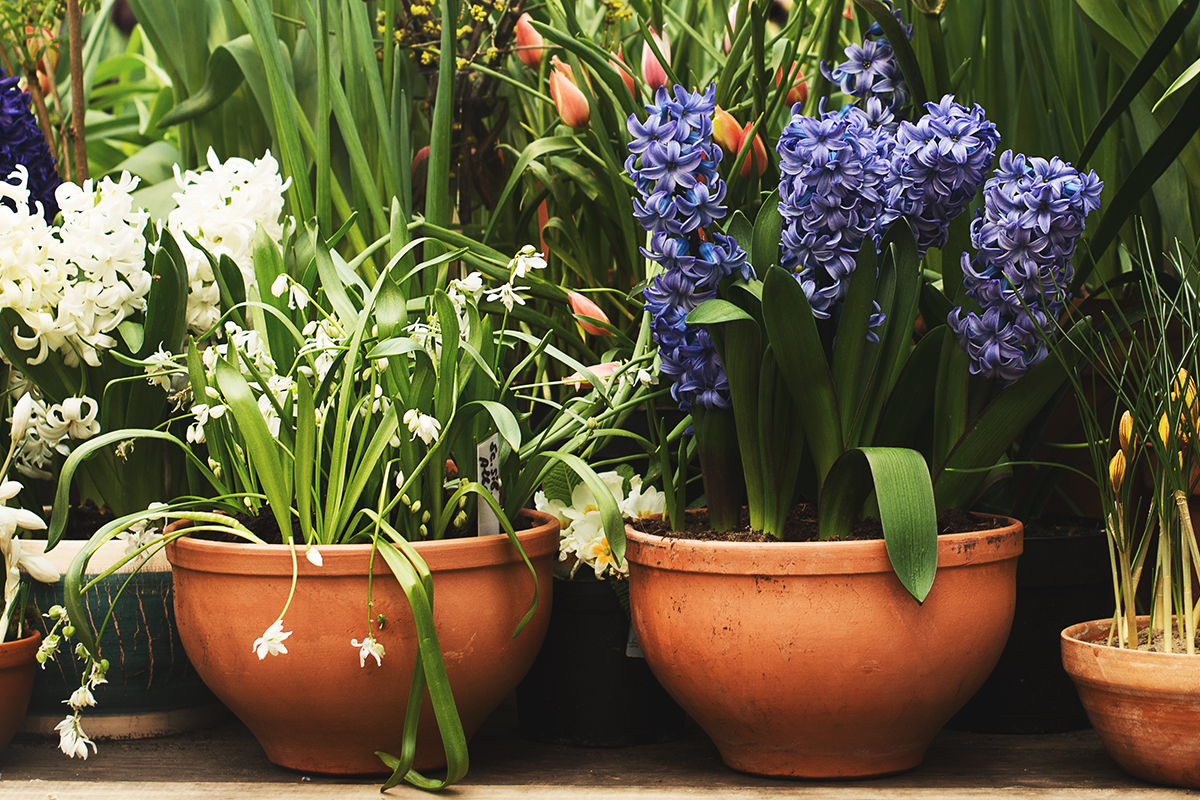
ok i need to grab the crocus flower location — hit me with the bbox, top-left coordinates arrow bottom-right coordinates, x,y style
514,13 -> 543,69
567,290 -> 612,336
548,57 -> 590,129
641,28 -> 671,93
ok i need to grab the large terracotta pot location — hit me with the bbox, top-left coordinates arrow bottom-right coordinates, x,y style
0,629 -> 41,753
165,509 -> 558,775
625,517 -> 1022,778
1062,617 -> 1200,789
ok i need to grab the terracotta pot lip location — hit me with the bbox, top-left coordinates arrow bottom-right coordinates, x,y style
625,514 -> 1022,575
165,508 -> 560,576
0,629 -> 42,669
1062,616 -> 1200,661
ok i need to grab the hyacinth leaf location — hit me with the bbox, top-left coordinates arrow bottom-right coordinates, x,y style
1077,0 -> 1199,166
689,298 -> 765,530
726,211 -> 754,257
1073,82 -> 1200,290
932,333 -> 969,475
692,406 -> 745,532
854,222 -> 922,446
1155,57 -> 1200,114
833,238 -> 879,437
138,228 -> 189,359
852,0 -> 928,110
762,265 -> 844,488
760,345 -> 806,538
819,447 -> 938,603
873,326 -> 946,449
752,190 -> 783,273
157,36 -> 255,128
934,317 -> 1096,511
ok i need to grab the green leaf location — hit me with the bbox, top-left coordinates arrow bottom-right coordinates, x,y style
726,211 -> 754,257
139,229 -> 189,358
853,0 -> 928,109
762,266 -> 844,487
751,190 -> 782,273
686,298 -> 755,325
819,447 -> 938,603
157,36 -> 253,127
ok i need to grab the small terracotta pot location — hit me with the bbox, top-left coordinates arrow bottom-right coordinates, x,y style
0,629 -> 42,753
166,510 -> 558,775
625,517 -> 1022,778
1062,617 -> 1200,789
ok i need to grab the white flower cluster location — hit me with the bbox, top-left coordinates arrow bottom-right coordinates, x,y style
11,393 -> 100,480
535,470 -> 665,579
167,148 -> 291,335
0,167 -> 151,369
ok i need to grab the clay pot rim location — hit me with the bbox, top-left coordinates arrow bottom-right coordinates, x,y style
625,513 -> 1022,575
0,629 -> 42,670
1063,616 -> 1200,662
166,508 -> 559,576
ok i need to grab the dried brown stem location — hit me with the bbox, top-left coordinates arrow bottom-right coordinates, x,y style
66,0 -> 87,182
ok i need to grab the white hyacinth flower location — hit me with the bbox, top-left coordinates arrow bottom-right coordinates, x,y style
252,619 -> 292,660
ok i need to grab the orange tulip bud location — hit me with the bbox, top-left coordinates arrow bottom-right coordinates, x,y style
548,58 -> 590,129
738,122 -> 768,178
775,63 -> 808,107
641,27 -> 671,93
1109,449 -> 1126,494
613,47 -> 636,96
844,0 -> 855,20
514,13 -> 543,69
567,290 -> 612,336
712,106 -> 743,155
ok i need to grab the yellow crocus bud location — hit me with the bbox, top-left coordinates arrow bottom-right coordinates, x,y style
1159,412 -> 1172,449
1109,449 -> 1126,494
1119,410 -> 1134,457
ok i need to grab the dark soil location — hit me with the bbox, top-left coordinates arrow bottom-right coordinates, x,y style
55,499 -> 112,540
1024,515 -> 1104,539
632,504 -> 1000,543
1137,626 -> 1200,654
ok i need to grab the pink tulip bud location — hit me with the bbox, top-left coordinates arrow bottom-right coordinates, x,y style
844,0 -> 854,19
564,361 -> 622,389
548,57 -> 590,129
712,106 -> 744,156
567,290 -> 612,336
737,122 -> 768,179
613,47 -> 636,96
641,27 -> 671,93
514,13 -> 543,69
411,145 -> 430,178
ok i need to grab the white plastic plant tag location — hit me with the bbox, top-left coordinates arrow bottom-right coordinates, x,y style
476,433 -> 501,537
625,622 -> 644,658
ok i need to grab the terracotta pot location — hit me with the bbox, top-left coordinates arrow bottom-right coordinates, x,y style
0,629 -> 41,753
1062,617 -> 1200,789
625,516 -> 1022,778
165,509 -> 558,775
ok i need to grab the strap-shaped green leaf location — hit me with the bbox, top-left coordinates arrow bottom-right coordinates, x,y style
752,190 -> 783,274
820,447 -> 938,603
935,317 -> 1095,511
762,265 -> 844,487
833,238 -> 879,435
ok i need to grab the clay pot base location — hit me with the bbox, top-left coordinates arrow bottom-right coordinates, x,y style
1063,617 -> 1200,789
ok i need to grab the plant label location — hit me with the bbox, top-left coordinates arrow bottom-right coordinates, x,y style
476,433 -> 501,536
625,622 -> 644,658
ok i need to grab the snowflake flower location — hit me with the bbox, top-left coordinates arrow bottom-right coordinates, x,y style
403,409 -> 441,445
252,619 -> 292,659
55,714 -> 97,759
508,244 -> 547,278
351,635 -> 385,667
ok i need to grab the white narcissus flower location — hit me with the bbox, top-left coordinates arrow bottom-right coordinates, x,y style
352,635 -> 385,668
403,409 -> 441,445
55,714 -> 96,759
252,620 -> 292,660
